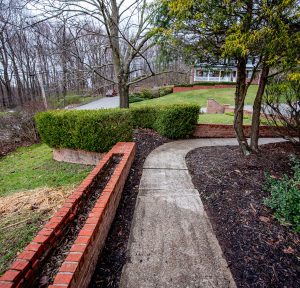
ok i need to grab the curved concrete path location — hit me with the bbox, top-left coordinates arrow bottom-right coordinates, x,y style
120,138 -> 284,288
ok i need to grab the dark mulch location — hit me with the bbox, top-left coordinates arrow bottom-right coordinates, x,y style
186,142 -> 300,288
37,155 -> 121,288
0,141 -> 37,157
89,128 -> 169,288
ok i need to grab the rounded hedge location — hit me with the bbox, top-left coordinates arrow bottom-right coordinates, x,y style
35,104 -> 199,152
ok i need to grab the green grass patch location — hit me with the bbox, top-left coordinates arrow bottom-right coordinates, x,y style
0,144 -> 92,197
0,210 -> 46,274
0,144 -> 92,273
131,86 -> 258,107
198,113 -> 252,125
197,113 -> 272,125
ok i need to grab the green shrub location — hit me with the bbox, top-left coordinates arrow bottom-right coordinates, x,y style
153,104 -> 199,138
159,87 -> 173,96
150,89 -> 161,99
130,106 -> 157,129
140,89 -> 153,99
35,104 -> 200,152
130,104 -> 199,138
35,109 -> 133,152
129,86 -> 173,103
264,156 -> 300,232
129,94 -> 145,103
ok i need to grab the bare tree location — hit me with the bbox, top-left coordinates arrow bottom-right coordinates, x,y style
42,0 -> 168,108
0,0 -> 187,110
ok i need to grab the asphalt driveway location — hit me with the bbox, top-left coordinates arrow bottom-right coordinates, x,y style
76,96 -> 120,110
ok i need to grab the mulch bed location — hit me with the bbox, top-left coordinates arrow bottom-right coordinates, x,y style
89,128 -> 169,288
0,141 -> 37,157
186,142 -> 300,288
37,155 -> 121,287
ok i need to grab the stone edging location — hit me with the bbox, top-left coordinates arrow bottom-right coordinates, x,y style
53,148 -> 105,165
0,142 -> 136,288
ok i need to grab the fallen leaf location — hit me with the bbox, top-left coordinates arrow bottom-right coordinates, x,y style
259,216 -> 270,223
283,246 -> 295,254
250,203 -> 257,214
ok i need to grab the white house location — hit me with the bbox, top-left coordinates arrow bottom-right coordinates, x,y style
192,59 -> 260,83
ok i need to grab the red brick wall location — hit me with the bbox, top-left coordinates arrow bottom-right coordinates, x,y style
193,124 -> 291,138
207,99 -> 225,114
173,85 -> 236,93
50,142 -> 135,288
0,142 -> 135,288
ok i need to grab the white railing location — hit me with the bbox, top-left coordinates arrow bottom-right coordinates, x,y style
194,76 -> 235,82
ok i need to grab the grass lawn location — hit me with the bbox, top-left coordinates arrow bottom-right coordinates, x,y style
0,144 -> 92,274
0,144 -> 92,197
131,85 -> 258,107
198,113 -> 271,125
198,113 -> 252,125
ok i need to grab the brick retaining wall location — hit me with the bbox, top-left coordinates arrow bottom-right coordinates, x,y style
0,142 -> 135,288
193,124 -> 292,138
207,99 -> 225,114
173,85 -> 236,93
53,148 -> 106,165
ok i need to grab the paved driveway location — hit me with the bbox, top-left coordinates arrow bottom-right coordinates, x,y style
75,96 -> 120,110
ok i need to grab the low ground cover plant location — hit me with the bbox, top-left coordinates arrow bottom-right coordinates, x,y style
35,104 -> 199,152
264,156 -> 300,232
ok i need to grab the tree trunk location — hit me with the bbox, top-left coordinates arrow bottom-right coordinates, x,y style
119,81 -> 129,108
250,63 -> 269,152
234,57 -> 251,155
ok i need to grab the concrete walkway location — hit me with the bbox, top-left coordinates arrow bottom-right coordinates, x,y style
120,138 -> 284,288
75,96 -> 119,110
